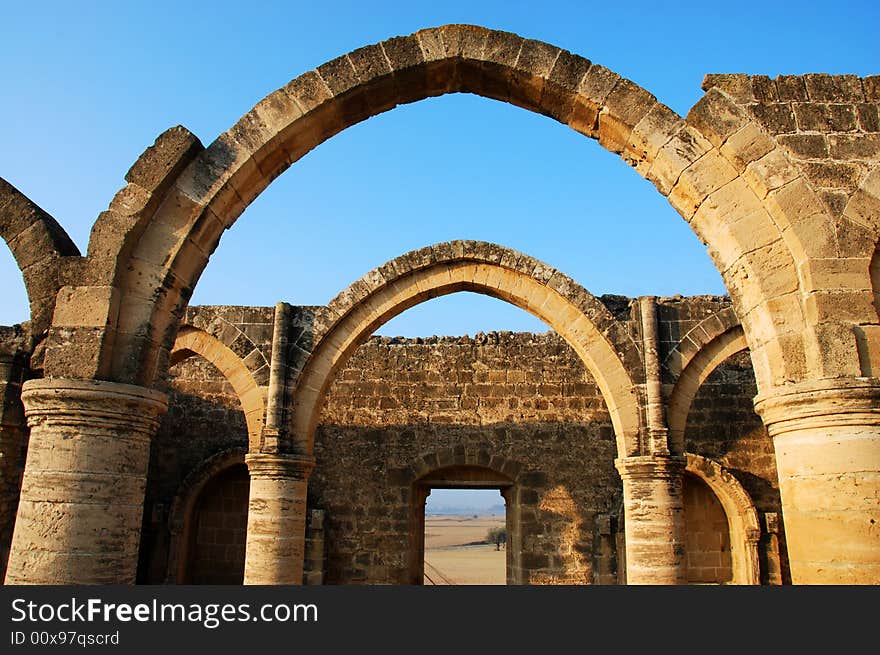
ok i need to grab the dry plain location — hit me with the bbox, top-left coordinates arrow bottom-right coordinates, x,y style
423,515 -> 506,585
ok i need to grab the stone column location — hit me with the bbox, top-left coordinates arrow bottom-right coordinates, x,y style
754,379 -> 880,584
4,378 -> 167,584
243,453 -> 314,585
615,455 -> 687,584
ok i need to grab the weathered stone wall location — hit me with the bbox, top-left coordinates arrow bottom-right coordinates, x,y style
134,296 -> 784,585
702,74 -> 879,218
312,331 -> 619,585
187,464 -> 249,584
683,474 -> 733,583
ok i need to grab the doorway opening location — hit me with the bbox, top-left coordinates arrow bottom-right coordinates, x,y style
411,465 -> 518,585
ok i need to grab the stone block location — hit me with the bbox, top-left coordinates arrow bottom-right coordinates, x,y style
828,133 -> 880,159
777,134 -> 829,159
750,103 -> 796,134
686,88 -> 750,148
124,126 -> 203,192
856,103 -> 880,132
775,75 -> 808,101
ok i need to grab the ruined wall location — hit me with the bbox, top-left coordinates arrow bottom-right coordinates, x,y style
312,331 -> 619,585
133,295 -> 782,585
703,74 -> 879,218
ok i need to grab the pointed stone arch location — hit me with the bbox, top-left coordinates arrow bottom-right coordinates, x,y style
685,453 -> 761,585
667,325 -> 750,453
0,177 -> 80,338
287,241 -> 642,458
164,447 -> 248,584
170,326 -> 265,450
73,24 -> 813,400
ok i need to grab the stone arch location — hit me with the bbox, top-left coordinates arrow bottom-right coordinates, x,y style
170,326 -> 265,450
663,305 -> 741,380
164,447 -> 247,583
0,177 -> 80,337
81,24 -> 816,398
685,453 -> 761,585
288,241 -> 643,458
667,325 -> 749,453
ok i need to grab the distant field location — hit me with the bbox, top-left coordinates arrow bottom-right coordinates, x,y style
423,515 -> 506,585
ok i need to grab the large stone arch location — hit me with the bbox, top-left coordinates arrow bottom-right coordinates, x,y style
667,325 -> 750,453
0,177 -> 80,338
75,24 -> 818,398
287,241 -> 643,457
170,326 -> 265,450
685,453 -> 761,585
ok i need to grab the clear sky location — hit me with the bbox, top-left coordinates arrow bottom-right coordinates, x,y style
1,0 -> 878,335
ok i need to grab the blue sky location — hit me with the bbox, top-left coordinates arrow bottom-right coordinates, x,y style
2,0 -> 878,335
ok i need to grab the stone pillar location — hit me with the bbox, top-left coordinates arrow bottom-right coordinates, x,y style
615,455 -> 687,584
754,379 -> 880,584
303,509 -> 325,585
4,378 -> 167,584
243,453 -> 314,585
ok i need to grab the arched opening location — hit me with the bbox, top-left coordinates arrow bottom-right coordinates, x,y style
309,285 -> 622,584
290,241 -> 642,459
414,466 -> 513,585
97,25 -> 805,398
683,471 -> 733,584
681,345 -> 783,584
0,242 -> 29,327
185,463 -> 250,584
144,338 -> 253,583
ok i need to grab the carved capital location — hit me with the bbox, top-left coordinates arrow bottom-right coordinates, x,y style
754,378 -> 880,437
245,453 -> 315,480
614,454 -> 686,480
21,377 -> 167,435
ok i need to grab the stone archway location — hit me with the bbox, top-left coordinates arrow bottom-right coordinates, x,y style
0,177 -> 80,340
287,241 -> 642,458
170,326 -> 266,451
165,448 -> 247,584
667,325 -> 749,453
685,453 -> 761,585
411,464 -> 516,585
76,24 -> 815,399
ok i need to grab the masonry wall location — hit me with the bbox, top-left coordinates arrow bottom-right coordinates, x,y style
312,331 -> 619,584
135,297 -> 784,585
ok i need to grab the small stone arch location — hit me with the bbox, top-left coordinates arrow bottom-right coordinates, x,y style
83,24 -> 813,400
685,453 -> 761,585
164,447 -> 247,584
663,305 -> 741,380
288,241 -> 643,458
170,326 -> 265,450
0,177 -> 80,338
667,325 -> 749,453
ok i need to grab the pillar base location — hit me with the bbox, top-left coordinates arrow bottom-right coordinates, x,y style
4,378 -> 167,585
755,378 -> 880,584
243,453 -> 315,585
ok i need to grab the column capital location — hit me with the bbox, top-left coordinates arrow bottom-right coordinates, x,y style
754,377 -> 880,437
245,452 -> 315,480
21,377 -> 167,433
614,454 -> 686,480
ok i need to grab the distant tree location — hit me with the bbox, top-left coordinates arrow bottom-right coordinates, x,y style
486,527 -> 507,550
